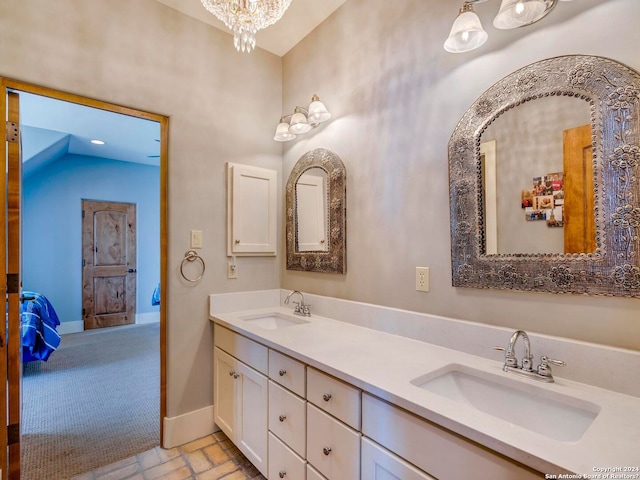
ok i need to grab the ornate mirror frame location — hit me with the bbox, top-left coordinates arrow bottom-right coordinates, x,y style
286,148 -> 346,274
449,55 -> 640,297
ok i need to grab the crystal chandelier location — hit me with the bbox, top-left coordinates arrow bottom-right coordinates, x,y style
201,0 -> 293,53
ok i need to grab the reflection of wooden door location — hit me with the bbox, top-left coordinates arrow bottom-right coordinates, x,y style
296,173 -> 327,252
6,90 -> 23,479
82,200 -> 136,329
564,124 -> 596,254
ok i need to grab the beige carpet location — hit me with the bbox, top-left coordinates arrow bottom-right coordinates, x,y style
21,322 -> 160,479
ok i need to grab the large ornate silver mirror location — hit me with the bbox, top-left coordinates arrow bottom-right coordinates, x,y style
286,148 -> 346,273
449,55 -> 640,297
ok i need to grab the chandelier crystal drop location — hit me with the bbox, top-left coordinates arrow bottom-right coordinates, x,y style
201,0 -> 293,53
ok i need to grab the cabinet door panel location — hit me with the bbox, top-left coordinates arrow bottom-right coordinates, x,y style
362,437 -> 435,480
237,361 -> 268,476
213,347 -> 236,439
362,394 -> 541,480
227,163 -> 277,255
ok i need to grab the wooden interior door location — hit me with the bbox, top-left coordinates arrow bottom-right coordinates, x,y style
82,200 -> 137,329
6,90 -> 22,479
563,124 -> 596,254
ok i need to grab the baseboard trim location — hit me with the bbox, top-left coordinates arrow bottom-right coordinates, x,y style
163,406 -> 216,449
136,312 -> 160,324
58,321 -> 84,335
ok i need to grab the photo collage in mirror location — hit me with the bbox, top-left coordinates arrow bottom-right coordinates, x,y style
521,172 -> 564,227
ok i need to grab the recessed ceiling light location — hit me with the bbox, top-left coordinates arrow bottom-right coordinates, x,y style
90,139 -> 105,145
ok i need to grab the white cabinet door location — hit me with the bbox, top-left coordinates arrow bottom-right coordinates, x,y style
236,360 -> 268,476
213,346 -> 268,477
227,162 -> 277,256
361,437 -> 435,480
213,347 -> 236,439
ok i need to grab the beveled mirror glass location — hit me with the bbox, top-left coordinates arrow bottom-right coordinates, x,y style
449,55 -> 640,297
286,148 -> 346,273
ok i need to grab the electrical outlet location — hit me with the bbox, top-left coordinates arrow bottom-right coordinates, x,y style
190,230 -> 203,249
416,267 -> 430,292
227,260 -> 238,279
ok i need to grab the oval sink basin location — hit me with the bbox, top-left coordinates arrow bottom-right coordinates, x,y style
239,312 -> 310,330
411,364 -> 600,442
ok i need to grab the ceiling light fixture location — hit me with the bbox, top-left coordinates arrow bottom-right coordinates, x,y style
274,95 -> 331,142
200,0 -> 293,53
444,0 -> 565,53
90,139 -> 106,145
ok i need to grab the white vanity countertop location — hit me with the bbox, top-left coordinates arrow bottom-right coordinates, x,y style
210,307 -> 640,476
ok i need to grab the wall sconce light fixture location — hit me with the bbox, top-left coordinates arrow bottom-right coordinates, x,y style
444,0 -> 573,53
274,95 -> 332,142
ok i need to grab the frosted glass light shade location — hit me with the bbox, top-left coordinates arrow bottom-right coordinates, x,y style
493,0 -> 548,29
307,96 -> 331,124
289,111 -> 312,134
274,121 -> 296,142
444,10 -> 488,53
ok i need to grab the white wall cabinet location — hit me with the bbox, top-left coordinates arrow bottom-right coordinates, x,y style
226,162 -> 277,256
213,346 -> 268,475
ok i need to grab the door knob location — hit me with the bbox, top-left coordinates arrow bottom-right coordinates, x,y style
128,268 -> 136,273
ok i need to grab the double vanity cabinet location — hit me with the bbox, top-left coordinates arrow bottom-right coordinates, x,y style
213,322 -> 540,480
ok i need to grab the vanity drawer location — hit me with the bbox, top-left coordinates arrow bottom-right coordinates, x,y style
307,403 -> 360,480
269,349 -> 306,397
361,437 -> 435,480
214,324 -> 268,375
307,367 -> 361,430
268,380 -> 306,457
307,464 -> 327,480
362,394 -> 541,480
269,432 -> 306,480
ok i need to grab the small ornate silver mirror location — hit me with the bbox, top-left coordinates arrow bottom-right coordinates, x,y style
286,148 -> 346,274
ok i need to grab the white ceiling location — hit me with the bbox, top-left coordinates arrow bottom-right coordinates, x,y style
154,0 -> 346,56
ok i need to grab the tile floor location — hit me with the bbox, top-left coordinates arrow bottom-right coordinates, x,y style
70,431 -> 266,480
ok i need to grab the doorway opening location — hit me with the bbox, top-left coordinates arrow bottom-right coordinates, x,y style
1,79 -> 168,479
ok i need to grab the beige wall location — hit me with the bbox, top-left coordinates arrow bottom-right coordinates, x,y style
2,0 -> 638,432
281,0 -> 640,351
0,0 -> 283,418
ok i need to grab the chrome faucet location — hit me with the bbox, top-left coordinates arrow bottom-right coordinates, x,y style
494,329 -> 565,383
284,290 -> 311,317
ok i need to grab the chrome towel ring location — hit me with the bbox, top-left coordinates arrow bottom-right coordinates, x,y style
180,250 -> 205,283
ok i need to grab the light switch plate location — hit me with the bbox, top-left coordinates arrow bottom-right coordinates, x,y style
416,267 -> 429,292
190,230 -> 203,249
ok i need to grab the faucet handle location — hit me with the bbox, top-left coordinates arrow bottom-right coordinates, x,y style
493,346 -> 518,368
536,355 -> 565,377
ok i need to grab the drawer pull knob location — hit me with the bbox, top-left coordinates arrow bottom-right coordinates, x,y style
279,472 -> 287,478
233,373 -> 239,379
322,393 -> 332,402
279,414 -> 287,422
279,369 -> 287,377
323,446 -> 332,456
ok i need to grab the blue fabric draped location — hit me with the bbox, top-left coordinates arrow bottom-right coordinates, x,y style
152,283 -> 161,306
21,291 -> 61,362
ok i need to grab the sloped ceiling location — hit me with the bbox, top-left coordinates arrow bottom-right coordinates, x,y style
19,92 -> 161,176
154,0 -> 347,56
